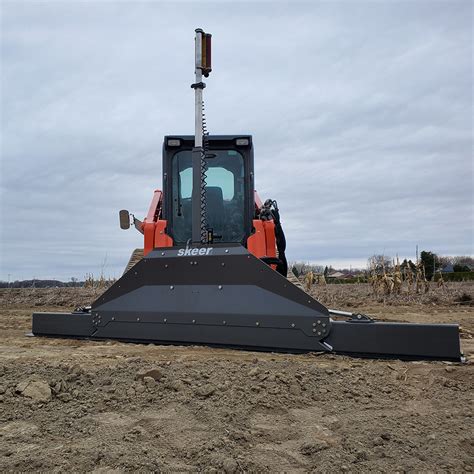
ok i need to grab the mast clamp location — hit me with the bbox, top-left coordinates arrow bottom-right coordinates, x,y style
191,82 -> 206,89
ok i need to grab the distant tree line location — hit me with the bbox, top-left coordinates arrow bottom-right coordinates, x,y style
367,252 -> 473,281
291,252 -> 473,282
0,278 -> 84,289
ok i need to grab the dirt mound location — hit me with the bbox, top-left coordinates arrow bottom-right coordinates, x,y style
1,346 -> 473,472
0,288 -> 104,309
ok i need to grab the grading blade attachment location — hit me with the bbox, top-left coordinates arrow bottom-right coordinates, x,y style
32,244 -> 462,361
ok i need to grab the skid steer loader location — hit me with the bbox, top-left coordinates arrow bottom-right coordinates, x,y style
32,29 -> 462,361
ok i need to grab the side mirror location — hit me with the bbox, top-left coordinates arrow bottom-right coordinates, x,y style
119,209 -> 130,230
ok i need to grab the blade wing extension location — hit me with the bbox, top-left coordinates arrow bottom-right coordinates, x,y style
325,320 -> 461,361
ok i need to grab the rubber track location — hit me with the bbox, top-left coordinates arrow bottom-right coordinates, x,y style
123,248 -> 145,275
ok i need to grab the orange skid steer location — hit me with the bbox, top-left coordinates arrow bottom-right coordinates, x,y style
32,29 -> 462,361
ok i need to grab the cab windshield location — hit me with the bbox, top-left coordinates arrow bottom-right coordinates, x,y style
171,150 -> 245,243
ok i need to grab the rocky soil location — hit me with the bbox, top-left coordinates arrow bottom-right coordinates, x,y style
0,285 -> 473,472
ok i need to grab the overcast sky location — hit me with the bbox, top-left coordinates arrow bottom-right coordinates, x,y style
1,1 -> 472,281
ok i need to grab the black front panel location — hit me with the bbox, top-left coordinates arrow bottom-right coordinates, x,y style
85,243 -> 332,352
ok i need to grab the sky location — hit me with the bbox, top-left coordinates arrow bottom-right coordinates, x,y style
0,0 -> 472,281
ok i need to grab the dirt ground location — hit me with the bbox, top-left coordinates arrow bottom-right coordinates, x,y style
0,284 -> 473,472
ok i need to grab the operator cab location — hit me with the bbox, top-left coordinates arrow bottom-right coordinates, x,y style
162,135 -> 255,244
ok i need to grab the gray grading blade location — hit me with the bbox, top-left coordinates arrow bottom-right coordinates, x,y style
32,244 -> 462,361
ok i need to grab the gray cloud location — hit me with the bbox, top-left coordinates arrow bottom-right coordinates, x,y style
1,1 -> 472,280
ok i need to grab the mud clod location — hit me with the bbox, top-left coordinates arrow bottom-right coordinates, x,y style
136,368 -> 163,381
195,383 -> 216,398
300,440 -> 330,455
16,380 -> 52,402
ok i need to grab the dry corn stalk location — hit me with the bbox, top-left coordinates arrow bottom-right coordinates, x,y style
304,271 -> 314,291
415,262 -> 429,294
393,257 -> 402,295
303,271 -> 326,291
404,264 -> 414,294
84,273 -> 116,290
436,270 -> 445,289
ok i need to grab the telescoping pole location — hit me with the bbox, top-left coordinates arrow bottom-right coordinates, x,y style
191,28 -> 212,244
194,30 -> 204,148
192,29 -> 205,243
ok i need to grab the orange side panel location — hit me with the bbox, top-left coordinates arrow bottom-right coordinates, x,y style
142,189 -> 173,255
144,221 -> 173,256
247,220 -> 266,258
146,190 -> 162,221
263,220 -> 277,258
154,220 -> 173,248
143,189 -> 164,256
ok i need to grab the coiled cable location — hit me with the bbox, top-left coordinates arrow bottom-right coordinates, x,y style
200,100 -> 210,242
